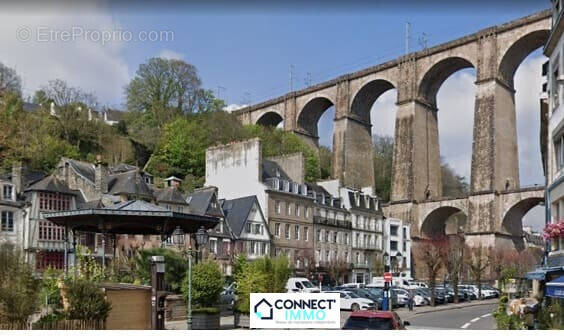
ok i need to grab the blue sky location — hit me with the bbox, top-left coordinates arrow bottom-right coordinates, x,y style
0,1 -> 549,228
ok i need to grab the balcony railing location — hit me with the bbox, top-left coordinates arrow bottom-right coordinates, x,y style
313,216 -> 352,229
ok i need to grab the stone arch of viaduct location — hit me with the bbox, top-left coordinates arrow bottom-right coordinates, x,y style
235,10 -> 550,248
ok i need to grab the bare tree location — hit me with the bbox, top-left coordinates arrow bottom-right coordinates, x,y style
414,237 -> 446,306
0,62 -> 22,96
441,235 -> 465,303
466,246 -> 489,300
327,257 -> 349,286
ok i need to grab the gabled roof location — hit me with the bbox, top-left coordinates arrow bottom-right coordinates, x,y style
155,187 -> 187,205
25,175 -> 76,195
262,160 -> 290,181
107,170 -> 153,199
222,195 -> 261,237
186,187 -> 223,217
65,158 -> 96,183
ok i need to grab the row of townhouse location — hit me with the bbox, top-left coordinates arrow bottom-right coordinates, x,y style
0,157 -> 271,275
205,138 -> 411,284
0,138 -> 410,283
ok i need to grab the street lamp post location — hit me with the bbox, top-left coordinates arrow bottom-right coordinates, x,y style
383,252 -> 390,311
173,226 -> 209,330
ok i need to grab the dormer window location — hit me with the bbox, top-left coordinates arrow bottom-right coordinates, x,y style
2,185 -> 14,200
273,178 -> 279,190
293,183 -> 299,194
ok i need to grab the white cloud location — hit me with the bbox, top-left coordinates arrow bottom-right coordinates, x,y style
224,103 -> 247,113
0,4 -> 130,106
158,49 -> 185,60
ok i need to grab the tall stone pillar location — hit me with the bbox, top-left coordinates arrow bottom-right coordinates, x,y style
332,77 -> 375,189
471,31 -> 519,193
471,79 -> 519,192
391,100 -> 442,202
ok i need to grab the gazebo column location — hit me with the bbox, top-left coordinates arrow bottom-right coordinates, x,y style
72,230 -> 77,277
64,228 -> 69,273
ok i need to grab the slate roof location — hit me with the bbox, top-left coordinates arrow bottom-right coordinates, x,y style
104,108 -> 126,122
221,195 -> 258,237
110,163 -> 138,174
155,187 -> 187,205
107,170 -> 153,199
66,158 -> 96,183
77,199 -> 105,210
106,199 -> 168,211
261,160 -> 290,181
23,102 -> 41,112
25,175 -> 77,195
186,187 -> 223,217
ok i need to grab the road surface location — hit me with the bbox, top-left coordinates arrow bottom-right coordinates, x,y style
407,302 -> 497,329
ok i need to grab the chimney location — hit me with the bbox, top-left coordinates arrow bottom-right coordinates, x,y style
165,176 -> 181,189
11,162 -> 23,195
95,155 -> 108,194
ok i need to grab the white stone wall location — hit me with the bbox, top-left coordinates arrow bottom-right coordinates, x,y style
205,138 -> 268,218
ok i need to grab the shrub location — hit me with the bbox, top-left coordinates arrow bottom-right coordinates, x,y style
134,248 -> 188,293
40,267 -> 63,309
64,279 -> 111,320
183,260 -> 224,308
0,243 -> 40,323
233,256 -> 291,314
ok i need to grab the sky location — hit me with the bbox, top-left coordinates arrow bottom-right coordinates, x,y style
0,0 -> 550,229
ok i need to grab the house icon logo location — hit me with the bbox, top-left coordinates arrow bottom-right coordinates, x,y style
254,298 -> 273,320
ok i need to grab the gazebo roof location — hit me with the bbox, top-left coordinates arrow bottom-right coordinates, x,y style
43,200 -> 219,235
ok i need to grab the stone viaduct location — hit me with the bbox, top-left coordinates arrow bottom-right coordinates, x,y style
232,10 -> 550,249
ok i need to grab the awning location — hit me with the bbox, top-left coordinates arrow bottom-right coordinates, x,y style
546,276 -> 564,299
526,268 -> 549,280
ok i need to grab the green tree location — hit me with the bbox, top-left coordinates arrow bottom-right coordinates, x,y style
441,159 -> 469,197
319,145 -> 332,179
134,248 -> 188,293
64,279 -> 111,321
244,125 -> 321,182
234,260 -> 268,313
0,243 -> 40,323
184,260 -> 224,308
372,135 -> 394,202
0,62 -> 22,97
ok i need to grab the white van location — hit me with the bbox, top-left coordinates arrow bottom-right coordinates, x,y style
370,277 -> 418,289
286,277 -> 320,293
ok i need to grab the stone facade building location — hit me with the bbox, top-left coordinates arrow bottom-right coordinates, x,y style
542,0 -> 564,282
318,180 -> 385,283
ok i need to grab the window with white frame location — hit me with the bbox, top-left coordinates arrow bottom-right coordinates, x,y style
275,200 -> 281,214
286,203 -> 291,216
296,204 -> 300,217
2,185 -> 13,200
275,223 -> 281,237
304,227 -> 309,241
1,211 -> 14,232
285,224 -> 290,239
552,61 -> 560,110
305,206 -> 309,218
294,225 -> 300,240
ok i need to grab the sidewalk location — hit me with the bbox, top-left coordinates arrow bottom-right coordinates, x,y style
164,299 -> 499,330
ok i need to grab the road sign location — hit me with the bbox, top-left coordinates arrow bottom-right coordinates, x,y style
384,272 -> 392,282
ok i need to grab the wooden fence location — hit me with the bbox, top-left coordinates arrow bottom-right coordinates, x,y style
1,319 -> 105,330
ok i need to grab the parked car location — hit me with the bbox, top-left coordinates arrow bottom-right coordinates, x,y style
325,290 -> 375,311
365,286 -> 398,308
458,285 -> 477,300
391,287 -> 408,307
340,283 -> 366,288
343,311 -> 410,330
286,277 -> 320,293
482,285 -> 500,298
415,288 -> 431,305
349,288 -> 384,310
220,283 -> 237,306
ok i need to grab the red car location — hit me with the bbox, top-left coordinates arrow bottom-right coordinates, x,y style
342,311 -> 410,330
